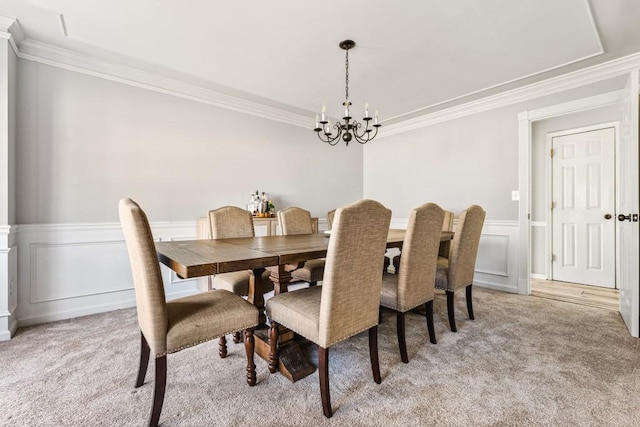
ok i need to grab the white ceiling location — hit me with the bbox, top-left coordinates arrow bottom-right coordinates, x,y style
2,0 -> 640,125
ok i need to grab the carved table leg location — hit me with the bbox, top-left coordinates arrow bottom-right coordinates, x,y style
248,267 -> 267,326
253,263 -> 316,382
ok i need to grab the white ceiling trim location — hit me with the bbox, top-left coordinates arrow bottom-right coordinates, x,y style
1,17 -> 638,139
0,16 -> 23,55
17,39 -> 312,129
379,52 -> 640,139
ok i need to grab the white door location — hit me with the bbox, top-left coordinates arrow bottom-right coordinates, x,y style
551,126 -> 615,287
617,73 -> 639,338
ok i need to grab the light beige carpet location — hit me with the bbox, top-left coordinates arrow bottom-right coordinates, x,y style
1,288 -> 639,426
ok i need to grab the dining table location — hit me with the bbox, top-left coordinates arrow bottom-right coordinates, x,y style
156,229 -> 454,382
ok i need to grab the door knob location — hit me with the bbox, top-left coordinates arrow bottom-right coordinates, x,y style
618,214 -> 632,222
604,214 -> 612,220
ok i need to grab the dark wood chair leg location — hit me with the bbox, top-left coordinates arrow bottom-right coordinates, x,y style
136,331 -> 150,388
233,331 -> 242,344
148,355 -> 167,427
244,328 -> 257,386
268,320 -> 279,374
466,284 -> 475,320
425,300 -> 437,344
447,291 -> 457,332
318,346 -> 332,418
369,326 -> 382,384
218,335 -> 228,358
396,312 -> 408,363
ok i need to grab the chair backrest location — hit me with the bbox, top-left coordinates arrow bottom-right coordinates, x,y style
442,210 -> 454,232
209,206 -> 255,239
278,207 -> 313,235
448,205 -> 486,289
119,198 -> 168,356
326,209 -> 336,230
318,199 -> 391,348
397,203 -> 445,310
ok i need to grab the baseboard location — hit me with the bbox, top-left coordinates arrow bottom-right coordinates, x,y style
0,315 -> 18,341
475,280 -> 519,294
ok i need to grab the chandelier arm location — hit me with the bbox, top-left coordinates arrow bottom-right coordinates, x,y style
355,126 -> 379,144
351,120 -> 369,141
352,120 -> 379,144
315,121 -> 343,145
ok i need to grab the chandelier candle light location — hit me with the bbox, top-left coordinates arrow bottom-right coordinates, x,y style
314,40 -> 381,146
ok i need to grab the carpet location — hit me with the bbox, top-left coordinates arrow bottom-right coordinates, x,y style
1,287 -> 639,426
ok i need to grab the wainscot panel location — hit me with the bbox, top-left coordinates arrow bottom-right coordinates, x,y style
16,222 -> 200,327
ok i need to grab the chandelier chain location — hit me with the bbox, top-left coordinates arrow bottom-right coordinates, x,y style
345,48 -> 349,102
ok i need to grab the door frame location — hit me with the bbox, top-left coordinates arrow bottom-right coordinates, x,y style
545,122 -> 619,285
517,89 -> 624,296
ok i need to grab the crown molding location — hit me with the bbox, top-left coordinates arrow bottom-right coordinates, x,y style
4,16 -> 640,137
0,17 -> 23,55
379,52 -> 640,138
16,37 -> 312,129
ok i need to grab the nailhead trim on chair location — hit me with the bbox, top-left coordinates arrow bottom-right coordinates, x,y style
380,297 -> 433,312
155,322 -> 259,357
272,320 -> 379,349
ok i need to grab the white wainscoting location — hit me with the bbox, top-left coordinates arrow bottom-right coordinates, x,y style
390,218 -> 520,293
13,217 -> 514,330
14,219 -> 330,329
0,225 -> 18,340
15,221 -> 200,328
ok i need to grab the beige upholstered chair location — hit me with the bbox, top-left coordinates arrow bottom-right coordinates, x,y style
435,205 -> 485,332
267,199 -> 391,418
393,208 -> 455,274
326,209 -> 336,230
208,206 -> 272,350
119,198 -> 259,427
277,207 -> 324,286
380,203 -> 444,362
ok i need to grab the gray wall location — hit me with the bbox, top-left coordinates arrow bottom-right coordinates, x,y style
16,60 -> 363,223
0,40 -> 16,224
363,78 -> 627,220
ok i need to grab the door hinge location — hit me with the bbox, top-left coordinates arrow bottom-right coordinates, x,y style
550,148 -> 554,158
550,201 -> 555,210
551,254 -> 556,262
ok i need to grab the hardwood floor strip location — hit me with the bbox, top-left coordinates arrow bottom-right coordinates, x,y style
531,279 -> 619,312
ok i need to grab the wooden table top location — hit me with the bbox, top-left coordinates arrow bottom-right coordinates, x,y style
155,240 -> 279,278
156,230 -> 453,279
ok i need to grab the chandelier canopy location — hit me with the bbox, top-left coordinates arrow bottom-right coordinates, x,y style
314,40 -> 381,146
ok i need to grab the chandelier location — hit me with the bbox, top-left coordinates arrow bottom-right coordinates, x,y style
314,40 -> 381,146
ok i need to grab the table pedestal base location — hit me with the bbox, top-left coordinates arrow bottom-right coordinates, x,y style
254,328 -> 315,382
